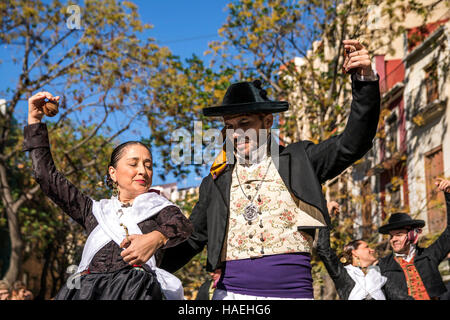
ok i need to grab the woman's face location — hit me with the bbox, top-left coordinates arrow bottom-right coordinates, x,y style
109,144 -> 153,201
352,241 -> 377,267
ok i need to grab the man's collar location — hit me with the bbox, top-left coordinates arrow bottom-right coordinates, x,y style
235,141 -> 270,167
394,244 -> 416,262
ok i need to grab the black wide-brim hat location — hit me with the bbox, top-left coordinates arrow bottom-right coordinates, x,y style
378,212 -> 425,234
202,80 -> 289,117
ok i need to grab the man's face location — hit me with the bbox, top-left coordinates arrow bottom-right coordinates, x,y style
23,289 -> 33,300
389,229 -> 410,254
17,288 -> 26,299
0,289 -> 10,300
223,113 -> 273,159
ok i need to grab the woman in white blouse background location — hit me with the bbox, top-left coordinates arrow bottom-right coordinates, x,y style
317,201 -> 388,300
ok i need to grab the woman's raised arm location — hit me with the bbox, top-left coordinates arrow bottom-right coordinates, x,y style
24,92 -> 93,230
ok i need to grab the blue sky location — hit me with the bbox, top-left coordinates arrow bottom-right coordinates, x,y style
0,0 -> 231,189
141,1 -> 229,59
128,0 -> 231,188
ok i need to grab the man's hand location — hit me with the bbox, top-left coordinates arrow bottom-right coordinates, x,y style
342,39 -> 374,77
435,178 -> 450,193
120,231 -> 168,266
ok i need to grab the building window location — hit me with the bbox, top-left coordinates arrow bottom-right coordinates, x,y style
424,62 -> 438,104
384,108 -> 398,159
380,163 -> 408,218
386,182 -> 403,211
424,146 -> 446,233
367,5 -> 382,30
361,179 -> 373,238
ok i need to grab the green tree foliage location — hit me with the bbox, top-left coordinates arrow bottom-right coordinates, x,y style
208,0 -> 440,142
0,0 -> 157,288
144,54 -> 234,181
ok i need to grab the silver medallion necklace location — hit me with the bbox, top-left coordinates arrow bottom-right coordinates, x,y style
235,158 -> 272,224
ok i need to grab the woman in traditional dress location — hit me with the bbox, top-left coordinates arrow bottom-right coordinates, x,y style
24,91 -> 193,300
316,201 -> 389,300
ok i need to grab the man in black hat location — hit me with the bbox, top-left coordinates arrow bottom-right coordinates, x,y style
156,40 -> 381,299
126,39 -> 379,299
378,178 -> 450,300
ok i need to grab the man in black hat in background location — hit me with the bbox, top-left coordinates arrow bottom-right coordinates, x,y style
378,178 -> 450,300
124,39 -> 380,299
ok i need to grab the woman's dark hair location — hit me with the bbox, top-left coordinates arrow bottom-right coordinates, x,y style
105,141 -> 152,190
338,239 -> 363,266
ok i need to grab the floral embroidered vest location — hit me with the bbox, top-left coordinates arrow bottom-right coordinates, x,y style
221,156 -> 326,261
395,256 -> 430,300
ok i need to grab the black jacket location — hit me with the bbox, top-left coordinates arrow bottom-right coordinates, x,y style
316,227 -> 358,300
379,192 -> 450,300
161,76 -> 381,273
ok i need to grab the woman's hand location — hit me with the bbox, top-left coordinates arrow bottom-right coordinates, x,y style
120,231 -> 168,266
28,91 -> 60,125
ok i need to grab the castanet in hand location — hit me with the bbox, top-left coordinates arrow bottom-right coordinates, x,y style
343,48 -> 357,75
43,99 -> 59,117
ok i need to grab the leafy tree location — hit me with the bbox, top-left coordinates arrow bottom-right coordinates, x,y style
208,0 -> 441,141
0,0 -> 230,291
143,54 -> 234,182
0,0 -> 153,286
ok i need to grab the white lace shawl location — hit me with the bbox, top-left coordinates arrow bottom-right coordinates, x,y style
345,264 -> 387,300
76,192 -> 184,300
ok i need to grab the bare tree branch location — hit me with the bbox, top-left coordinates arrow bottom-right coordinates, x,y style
64,90 -> 111,155
12,184 -> 41,212
27,29 -> 77,73
27,50 -> 93,92
100,109 -> 143,149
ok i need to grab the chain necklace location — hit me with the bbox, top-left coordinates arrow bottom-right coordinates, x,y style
116,198 -> 132,219
235,157 -> 272,224
115,198 -> 132,239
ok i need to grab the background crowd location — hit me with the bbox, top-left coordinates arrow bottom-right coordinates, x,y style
0,280 -> 33,300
